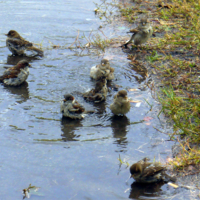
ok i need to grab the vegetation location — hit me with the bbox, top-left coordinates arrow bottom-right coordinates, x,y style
118,0 -> 200,169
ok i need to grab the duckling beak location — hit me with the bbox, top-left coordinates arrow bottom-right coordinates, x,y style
5,34 -> 8,36
28,64 -> 32,68
63,99 -> 66,102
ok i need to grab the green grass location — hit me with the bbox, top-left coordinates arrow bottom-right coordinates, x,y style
118,0 -> 200,169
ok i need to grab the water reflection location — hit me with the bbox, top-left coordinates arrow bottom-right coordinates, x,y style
111,115 -> 130,152
61,117 -> 83,141
7,55 -> 41,65
4,81 -> 29,103
92,101 -> 107,115
129,182 -> 165,199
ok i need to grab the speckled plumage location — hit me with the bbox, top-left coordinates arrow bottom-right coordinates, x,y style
60,94 -> 85,119
0,60 -> 31,86
83,77 -> 108,103
90,59 -> 114,80
5,30 -> 43,56
130,158 -> 176,183
110,90 -> 130,115
124,18 -> 153,48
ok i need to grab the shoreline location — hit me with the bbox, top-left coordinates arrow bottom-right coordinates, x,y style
115,0 -> 200,171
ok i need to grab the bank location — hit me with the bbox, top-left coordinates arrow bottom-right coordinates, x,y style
116,0 -> 200,170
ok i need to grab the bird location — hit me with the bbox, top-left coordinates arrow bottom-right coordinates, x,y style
107,66 -> 115,81
83,77 -> 108,103
60,94 -> 85,119
110,90 -> 130,115
5,30 -> 43,56
130,158 -> 176,183
123,17 -> 153,48
0,60 -> 31,86
90,59 -> 114,81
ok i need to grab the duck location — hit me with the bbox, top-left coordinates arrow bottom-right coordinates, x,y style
130,158 -> 176,183
5,30 -> 43,56
60,94 -> 85,119
90,59 -> 114,80
110,90 -> 130,115
83,77 -> 107,103
0,60 -> 31,86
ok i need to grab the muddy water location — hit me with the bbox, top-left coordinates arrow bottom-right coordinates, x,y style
0,0 -> 194,199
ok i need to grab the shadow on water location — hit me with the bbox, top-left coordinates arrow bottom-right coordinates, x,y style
111,115 -> 130,152
4,81 -> 30,103
92,101 -> 107,115
7,54 -> 41,65
0,0 -> 188,199
61,117 -> 83,141
129,182 -> 165,199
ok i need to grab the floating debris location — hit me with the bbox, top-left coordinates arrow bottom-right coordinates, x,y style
94,8 -> 99,14
168,182 -> 179,188
22,184 -> 41,199
135,102 -> 141,107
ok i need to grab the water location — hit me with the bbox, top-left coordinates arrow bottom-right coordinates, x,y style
0,0 -> 196,199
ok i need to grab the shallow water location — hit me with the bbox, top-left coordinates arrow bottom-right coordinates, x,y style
0,0 -> 196,199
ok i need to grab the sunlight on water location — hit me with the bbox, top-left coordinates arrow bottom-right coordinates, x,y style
0,0 -> 193,200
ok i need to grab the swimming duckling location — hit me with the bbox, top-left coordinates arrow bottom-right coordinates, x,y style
0,60 -> 31,86
90,59 -> 114,80
60,94 -> 85,119
110,90 -> 130,116
130,158 -> 176,183
5,30 -> 43,56
83,77 -> 107,103
107,66 -> 115,81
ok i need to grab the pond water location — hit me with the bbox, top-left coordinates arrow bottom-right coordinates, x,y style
0,0 -> 196,199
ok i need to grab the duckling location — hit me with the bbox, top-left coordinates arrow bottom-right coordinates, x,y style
83,77 -> 107,103
0,60 -> 31,86
90,59 -> 114,80
130,158 -> 176,183
110,90 -> 130,116
5,30 -> 43,56
107,66 -> 115,81
124,17 -> 153,48
60,94 -> 85,119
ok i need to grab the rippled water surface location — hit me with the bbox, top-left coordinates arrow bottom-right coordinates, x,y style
0,0 -> 194,199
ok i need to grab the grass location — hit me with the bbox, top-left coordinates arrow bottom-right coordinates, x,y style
90,33 -> 111,51
168,138 -> 200,170
117,0 -> 200,169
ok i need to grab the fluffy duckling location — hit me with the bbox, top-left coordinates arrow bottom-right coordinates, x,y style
5,30 -> 43,56
107,66 -> 115,81
0,60 -> 31,86
90,59 -> 114,80
60,94 -> 85,119
110,90 -> 130,116
130,158 -> 176,183
124,17 -> 153,48
83,77 -> 108,103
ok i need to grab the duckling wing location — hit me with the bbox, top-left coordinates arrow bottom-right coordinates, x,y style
7,38 -> 32,48
127,29 -> 139,34
72,102 -> 85,113
142,166 -> 164,177
2,67 -> 20,79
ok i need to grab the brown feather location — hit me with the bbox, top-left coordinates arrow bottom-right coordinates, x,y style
142,166 -> 164,177
129,29 -> 139,34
